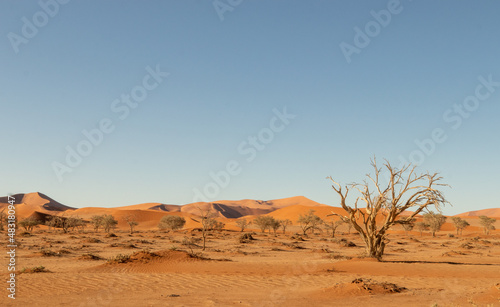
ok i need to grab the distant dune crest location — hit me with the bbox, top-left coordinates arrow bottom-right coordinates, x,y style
455,208 -> 500,218
1,192 -> 498,224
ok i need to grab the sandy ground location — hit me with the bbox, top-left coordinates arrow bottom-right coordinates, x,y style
2,228 -> 499,307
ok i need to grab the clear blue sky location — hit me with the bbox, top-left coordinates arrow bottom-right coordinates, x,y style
1,0 -> 499,215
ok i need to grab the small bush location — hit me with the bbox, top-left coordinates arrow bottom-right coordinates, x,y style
290,234 -> 305,241
84,238 -> 102,243
40,250 -> 60,257
338,238 -> 356,247
79,253 -> 103,260
239,233 -> 255,243
107,254 -> 131,264
21,266 -> 49,273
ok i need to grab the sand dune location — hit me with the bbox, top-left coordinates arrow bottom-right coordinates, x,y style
113,202 -> 181,212
1,192 -> 499,233
0,192 -> 75,219
456,208 -> 500,217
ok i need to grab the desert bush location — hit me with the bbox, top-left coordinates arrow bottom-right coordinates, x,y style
236,219 -> 251,232
40,250 -> 60,257
158,215 -> 186,231
21,266 -> 49,273
297,209 -> 323,235
478,216 -> 496,235
210,220 -> 225,231
280,219 -> 292,234
182,236 -> 198,254
415,222 -> 429,237
423,212 -> 447,237
19,217 -> 42,232
85,237 -> 102,243
89,214 -> 117,233
46,215 -> 83,233
338,238 -> 356,247
253,216 -> 275,233
79,253 -> 103,260
102,215 -> 118,233
270,219 -> 281,235
123,215 -> 139,234
400,218 -> 416,235
451,217 -> 469,235
324,219 -> 343,238
239,233 -> 255,243
290,233 -> 305,241
107,254 -> 131,264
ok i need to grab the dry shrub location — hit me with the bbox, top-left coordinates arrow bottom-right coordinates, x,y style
40,250 -> 60,257
290,234 -> 305,241
239,233 -> 255,243
107,254 -> 131,264
350,278 -> 406,294
84,238 -> 102,244
338,238 -> 356,247
21,266 -> 49,273
79,253 -> 103,260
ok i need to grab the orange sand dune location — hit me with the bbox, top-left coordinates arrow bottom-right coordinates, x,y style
456,208 -> 500,217
113,202 -> 181,212
2,192 -> 499,232
181,201 -> 272,218
0,192 -> 75,219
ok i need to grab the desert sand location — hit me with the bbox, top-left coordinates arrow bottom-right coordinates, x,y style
1,193 -> 499,306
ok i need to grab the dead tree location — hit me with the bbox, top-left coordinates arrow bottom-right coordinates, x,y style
197,207 -> 217,251
328,158 -> 448,260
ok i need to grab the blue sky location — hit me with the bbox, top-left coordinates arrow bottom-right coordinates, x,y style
1,0 -> 499,215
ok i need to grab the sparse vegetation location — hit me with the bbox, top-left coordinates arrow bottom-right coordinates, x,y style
270,218 -> 281,235
280,219 -> 292,234
107,253 -> 131,264
415,222 -> 429,237
79,253 -> 103,260
197,207 -> 217,251
158,215 -> 186,231
297,209 -> 323,235
423,212 -> 447,237
236,219 -> 251,232
21,266 -> 49,273
400,218 -> 416,235
451,217 -> 470,236
91,215 -> 104,232
19,217 -> 42,232
123,215 -> 139,234
253,216 -> 275,233
324,219 -> 343,238
102,215 -> 118,233
239,233 -> 254,243
46,215 -> 85,233
478,215 -> 496,235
